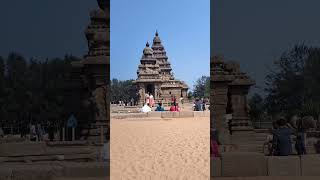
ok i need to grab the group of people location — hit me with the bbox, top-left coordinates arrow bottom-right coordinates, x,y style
266,117 -> 307,156
141,94 -> 181,113
0,122 -> 56,142
193,98 -> 207,111
210,115 -> 311,157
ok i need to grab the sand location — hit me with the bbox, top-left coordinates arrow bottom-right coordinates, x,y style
110,117 -> 210,180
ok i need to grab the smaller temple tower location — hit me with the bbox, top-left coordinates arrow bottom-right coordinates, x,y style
211,56 -> 255,131
134,31 -> 188,105
70,0 -> 109,144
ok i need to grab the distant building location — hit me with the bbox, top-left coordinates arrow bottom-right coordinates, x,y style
134,31 -> 188,105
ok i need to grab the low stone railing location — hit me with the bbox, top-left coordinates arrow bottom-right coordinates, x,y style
111,111 -> 210,119
0,162 -> 109,179
211,153 -> 320,177
0,142 -> 96,163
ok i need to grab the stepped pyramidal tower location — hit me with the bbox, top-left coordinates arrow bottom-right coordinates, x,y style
134,31 -> 188,105
70,0 -> 109,144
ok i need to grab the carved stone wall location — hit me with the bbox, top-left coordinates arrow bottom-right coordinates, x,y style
211,56 -> 254,131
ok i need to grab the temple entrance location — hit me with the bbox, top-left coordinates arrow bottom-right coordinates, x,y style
146,84 -> 155,96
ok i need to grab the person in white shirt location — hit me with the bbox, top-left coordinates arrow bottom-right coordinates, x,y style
141,103 -> 152,113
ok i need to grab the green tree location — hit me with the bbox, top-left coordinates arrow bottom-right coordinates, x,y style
111,79 -> 138,103
193,75 -> 210,98
249,93 -> 264,122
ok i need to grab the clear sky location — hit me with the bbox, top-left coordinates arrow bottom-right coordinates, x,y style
111,0 -> 210,91
212,0 -> 320,96
0,1 -> 96,59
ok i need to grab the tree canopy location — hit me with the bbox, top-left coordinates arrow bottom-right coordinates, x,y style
263,44 -> 320,119
0,52 -> 82,132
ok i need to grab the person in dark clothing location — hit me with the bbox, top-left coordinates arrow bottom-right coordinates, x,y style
228,119 -> 233,135
272,118 -> 293,156
295,120 -> 306,155
48,121 -> 55,142
295,133 -> 306,155
202,99 -> 206,111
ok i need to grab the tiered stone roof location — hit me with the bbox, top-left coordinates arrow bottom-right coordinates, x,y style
135,31 -> 188,89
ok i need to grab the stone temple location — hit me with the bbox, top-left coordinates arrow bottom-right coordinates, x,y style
134,31 -> 188,105
70,0 -> 109,143
211,55 -> 255,131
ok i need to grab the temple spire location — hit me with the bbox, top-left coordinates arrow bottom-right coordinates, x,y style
155,30 -> 158,36
146,41 -> 150,47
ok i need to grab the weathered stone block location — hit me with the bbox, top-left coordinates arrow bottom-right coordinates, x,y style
211,157 -> 221,177
194,111 -> 205,117
0,142 -> 47,157
267,156 -> 301,176
147,111 -> 162,118
62,162 -> 109,177
172,112 -> 180,118
161,111 -> 173,118
179,111 -> 194,118
301,154 -> 320,176
221,152 -> 267,176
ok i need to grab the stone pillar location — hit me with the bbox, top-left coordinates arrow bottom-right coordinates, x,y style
138,84 -> 145,106
62,127 -> 65,141
229,85 -> 253,131
212,82 -> 229,130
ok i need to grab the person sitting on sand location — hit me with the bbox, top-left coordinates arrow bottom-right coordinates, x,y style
155,103 -> 164,111
141,103 -> 152,113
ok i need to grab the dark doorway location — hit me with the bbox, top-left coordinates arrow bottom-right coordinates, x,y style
146,84 -> 155,96
226,90 -> 233,114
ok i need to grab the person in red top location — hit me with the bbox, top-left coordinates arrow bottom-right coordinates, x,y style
169,103 -> 180,112
211,129 -> 219,157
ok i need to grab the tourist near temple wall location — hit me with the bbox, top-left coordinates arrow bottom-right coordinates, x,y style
69,0 -> 109,144
134,31 -> 188,106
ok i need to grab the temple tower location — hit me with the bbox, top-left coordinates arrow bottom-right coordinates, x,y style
134,31 -> 188,106
71,0 -> 109,144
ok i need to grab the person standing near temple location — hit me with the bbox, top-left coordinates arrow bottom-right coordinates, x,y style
0,124 -> 4,138
149,94 -> 155,107
30,124 -> 37,141
272,118 -> 293,156
145,93 -> 150,105
48,121 -> 55,142
36,123 -> 44,141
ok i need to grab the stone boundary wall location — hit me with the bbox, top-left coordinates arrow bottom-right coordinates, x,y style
0,142 -> 99,163
211,153 -> 320,177
111,111 -> 210,119
0,162 -> 109,180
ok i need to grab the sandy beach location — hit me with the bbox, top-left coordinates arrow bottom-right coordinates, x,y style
110,117 -> 210,180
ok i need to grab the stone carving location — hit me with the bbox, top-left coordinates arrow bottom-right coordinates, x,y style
134,31 -> 188,105
70,0 -> 109,143
211,56 -> 255,131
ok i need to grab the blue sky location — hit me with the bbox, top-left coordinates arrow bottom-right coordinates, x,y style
111,0 -> 210,91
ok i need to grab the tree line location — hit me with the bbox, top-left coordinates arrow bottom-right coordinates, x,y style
0,53 -> 83,133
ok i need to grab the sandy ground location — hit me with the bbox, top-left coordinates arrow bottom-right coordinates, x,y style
212,177 -> 320,180
110,117 -> 210,180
